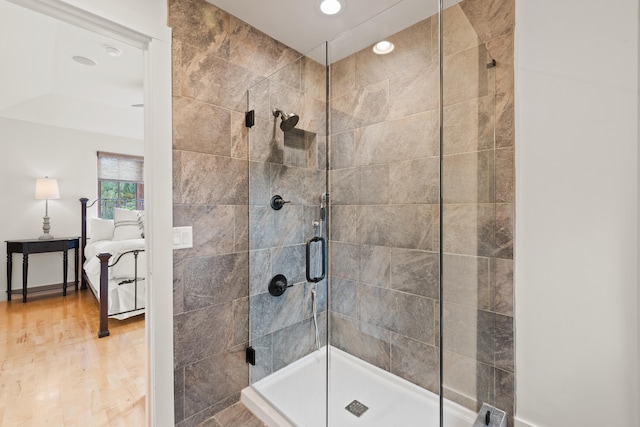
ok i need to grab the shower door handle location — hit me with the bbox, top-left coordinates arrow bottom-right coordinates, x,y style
305,236 -> 326,283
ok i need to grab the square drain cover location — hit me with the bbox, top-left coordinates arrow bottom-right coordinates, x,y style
345,400 -> 369,417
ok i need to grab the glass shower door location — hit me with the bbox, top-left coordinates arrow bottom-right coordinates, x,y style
246,43 -> 329,426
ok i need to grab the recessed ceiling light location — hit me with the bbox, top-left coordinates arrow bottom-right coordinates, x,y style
105,46 -> 122,57
72,55 -> 97,66
373,40 -> 395,55
319,0 -> 343,15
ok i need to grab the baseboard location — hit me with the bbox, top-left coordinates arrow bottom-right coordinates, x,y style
514,416 -> 536,427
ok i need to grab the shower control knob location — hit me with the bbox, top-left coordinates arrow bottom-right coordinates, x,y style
270,195 -> 290,210
269,274 -> 291,297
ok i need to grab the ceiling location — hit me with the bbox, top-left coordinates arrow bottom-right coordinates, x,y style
0,0 -> 456,140
0,0 -> 144,140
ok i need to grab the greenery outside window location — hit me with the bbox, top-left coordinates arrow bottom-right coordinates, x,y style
97,151 -> 144,219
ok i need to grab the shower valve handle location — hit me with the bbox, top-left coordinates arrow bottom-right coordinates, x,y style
270,195 -> 290,210
269,274 -> 291,297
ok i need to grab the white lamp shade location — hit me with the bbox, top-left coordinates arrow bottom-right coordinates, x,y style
35,177 -> 60,200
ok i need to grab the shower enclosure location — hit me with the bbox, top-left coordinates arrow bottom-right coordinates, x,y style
242,0 -> 512,425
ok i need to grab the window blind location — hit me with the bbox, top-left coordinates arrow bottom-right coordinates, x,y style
97,151 -> 144,182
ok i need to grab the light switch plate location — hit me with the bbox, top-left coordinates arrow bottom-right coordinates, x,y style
173,226 -> 193,249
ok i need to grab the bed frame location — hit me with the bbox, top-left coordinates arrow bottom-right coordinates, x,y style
80,197 -> 145,338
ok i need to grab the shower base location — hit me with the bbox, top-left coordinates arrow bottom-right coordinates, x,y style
241,346 -> 476,427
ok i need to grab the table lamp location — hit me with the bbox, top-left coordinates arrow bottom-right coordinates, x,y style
35,177 -> 60,240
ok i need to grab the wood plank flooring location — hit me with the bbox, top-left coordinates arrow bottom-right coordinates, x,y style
0,290 -> 145,426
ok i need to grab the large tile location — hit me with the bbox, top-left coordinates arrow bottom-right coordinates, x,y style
443,150 -> 495,204
330,55 -> 355,99
179,151 -> 248,205
443,96 -> 495,155
459,0 -> 515,43
359,164 -> 389,205
249,249 -> 272,297
391,249 -> 439,299
329,168 -> 359,205
331,80 -> 390,134
249,334 -> 272,383
442,204 -> 495,257
330,131 -> 355,170
490,257 -> 513,316
173,96 -> 231,156
249,205 -> 304,250
330,205 -> 357,243
442,302 -> 477,359
302,56 -> 326,103
169,0 -> 230,57
443,44 -> 493,107
177,394 -> 241,427
477,310 -> 514,372
174,304 -> 233,369
359,284 -> 435,344
249,283 -> 306,339
183,253 -> 249,311
442,4 -> 481,56
387,61 -> 439,120
234,205 -> 249,252
272,314 -> 327,372
173,204 -> 235,259
330,277 -> 357,318
329,242 -> 359,282
495,91 -> 515,148
486,32 -> 514,96
389,158 -> 439,205
358,205 -> 437,251
359,245 -> 391,288
174,257 -> 185,315
271,244 -> 306,285
233,297 -> 249,347
175,368 -> 186,424
495,147 -> 514,203
214,402 -> 266,427
231,110 -> 249,160
390,333 -> 439,394
184,346 -> 248,418
442,254 -> 490,309
330,313 -> 391,371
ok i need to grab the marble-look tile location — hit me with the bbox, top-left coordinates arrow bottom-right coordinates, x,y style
355,111 -> 438,166
175,368 -> 186,424
477,310 -> 514,372
442,254 -> 490,310
248,78 -> 271,121
330,55 -> 355,100
272,314 -> 327,372
234,205 -> 249,252
249,283 -> 306,339
249,249 -> 272,297
299,96 -> 326,137
248,205 -> 303,250
269,81 -> 304,126
302,56 -> 326,103
169,0 -> 230,57
197,417 -> 223,427
305,280 -> 328,317
231,110 -> 248,160
329,242 -> 359,282
443,5 -> 481,56
486,32 -> 514,96
233,297 -> 249,347
390,333 -> 439,394
330,205 -> 357,243
329,168 -> 359,205
354,18 -> 432,90
177,394 -> 241,427
391,249 -> 439,299
443,150 -> 495,204
249,161 -> 270,206
249,334 -> 272,384
387,62 -> 439,120
174,303 -> 233,369
495,367 -> 515,417
495,203 -> 513,259
359,283 -> 435,344
442,350 -> 490,412
459,0 -> 515,43
181,42 -> 262,112
248,117 -> 284,164
173,204 -> 235,259
173,149 -> 183,204
270,163 -> 314,206
443,44 -> 492,107
330,313 -> 391,371
495,147 -> 514,203
358,205 -> 437,251
490,257 -> 513,316
359,164 -> 389,205
442,302 -> 477,359
179,151 -> 248,205
443,96 -> 495,155
173,40 -> 183,97
174,257 -> 185,315
330,277 -> 357,318
271,243 -> 306,285
183,252 -> 248,311
229,15 -> 301,79
389,158 -> 439,205
442,204 -> 495,257
184,346 -> 248,418
214,402 -> 266,427
360,245 -> 391,288
173,96 -> 231,155
330,131 -> 355,170
495,91 -> 515,148
269,58 -> 302,91
331,80 -> 390,134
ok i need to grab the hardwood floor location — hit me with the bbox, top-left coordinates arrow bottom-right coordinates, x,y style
0,289 -> 145,426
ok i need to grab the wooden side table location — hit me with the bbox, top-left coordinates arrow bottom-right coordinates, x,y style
6,237 -> 79,302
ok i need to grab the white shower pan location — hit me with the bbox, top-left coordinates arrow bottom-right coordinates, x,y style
241,346 -> 477,427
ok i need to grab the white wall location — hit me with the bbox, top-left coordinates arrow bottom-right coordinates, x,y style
0,117 -> 143,301
515,0 -> 639,426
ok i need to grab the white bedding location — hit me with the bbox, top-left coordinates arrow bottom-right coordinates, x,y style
84,238 -> 146,320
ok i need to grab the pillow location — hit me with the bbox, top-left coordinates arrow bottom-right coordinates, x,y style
113,208 -> 143,241
89,217 -> 114,242
137,210 -> 145,238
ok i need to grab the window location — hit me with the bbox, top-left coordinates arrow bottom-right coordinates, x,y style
97,151 -> 144,219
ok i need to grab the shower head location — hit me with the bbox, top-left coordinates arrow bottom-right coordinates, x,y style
273,108 -> 299,132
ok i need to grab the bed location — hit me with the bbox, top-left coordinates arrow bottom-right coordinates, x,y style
80,198 -> 146,338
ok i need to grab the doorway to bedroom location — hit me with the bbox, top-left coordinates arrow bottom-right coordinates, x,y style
0,0 -> 147,423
